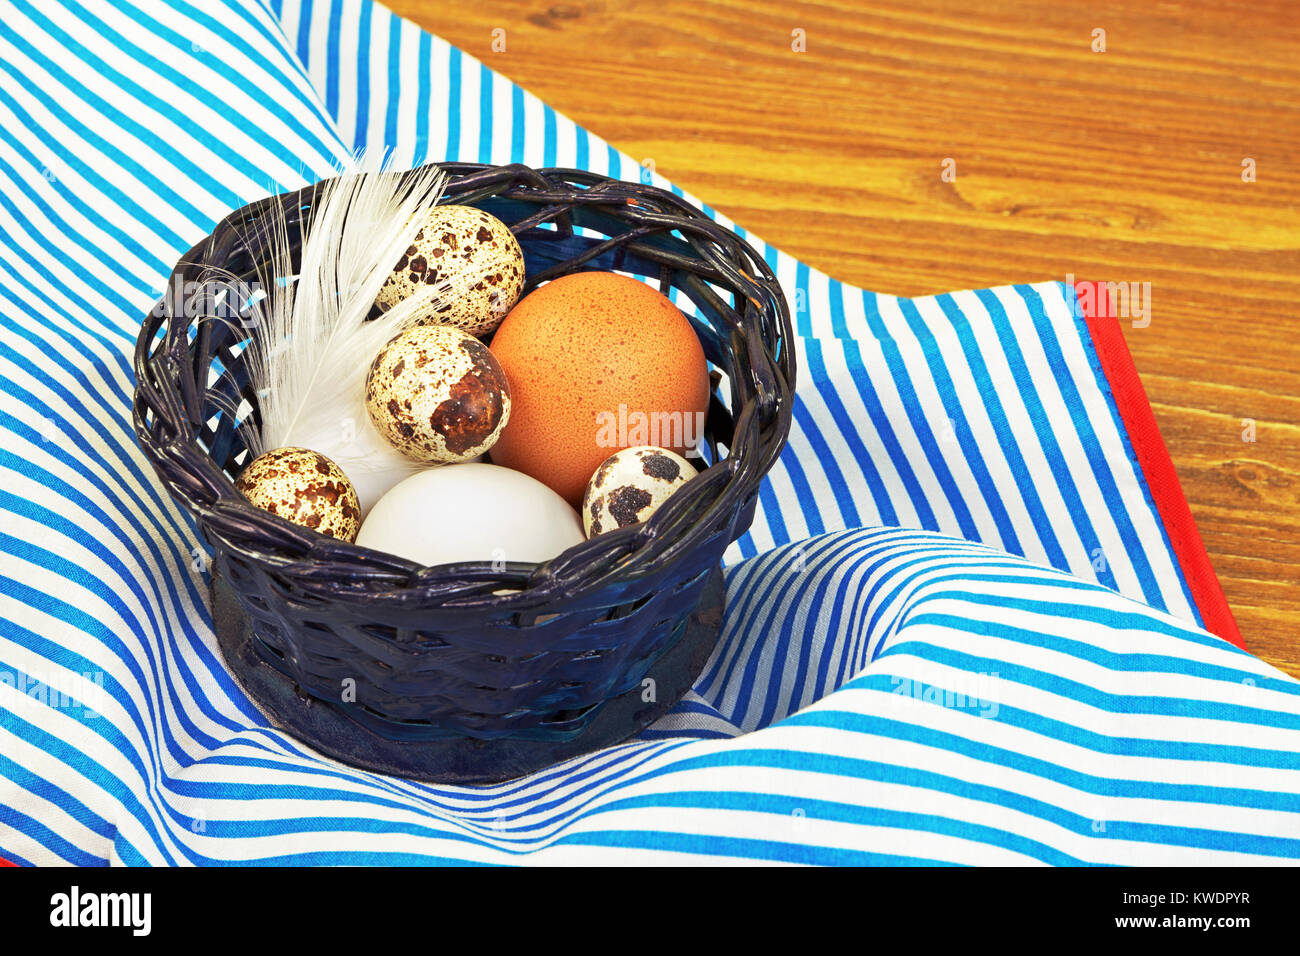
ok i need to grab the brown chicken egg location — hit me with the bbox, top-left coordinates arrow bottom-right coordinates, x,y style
235,447 -> 361,541
365,324 -> 511,463
489,272 -> 710,505
375,205 -> 524,336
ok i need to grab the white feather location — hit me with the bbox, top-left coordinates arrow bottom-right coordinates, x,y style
216,163 -> 505,515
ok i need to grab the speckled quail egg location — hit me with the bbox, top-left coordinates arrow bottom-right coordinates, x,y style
365,324 -> 511,463
583,446 -> 696,537
374,205 -> 525,336
235,446 -> 361,541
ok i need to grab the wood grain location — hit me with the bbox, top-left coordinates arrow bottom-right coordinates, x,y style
385,0 -> 1300,675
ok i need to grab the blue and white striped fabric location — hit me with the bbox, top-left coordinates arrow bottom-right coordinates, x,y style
1,0 -> 1295,865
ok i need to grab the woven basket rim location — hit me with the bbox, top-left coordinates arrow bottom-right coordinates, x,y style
132,162 -> 795,610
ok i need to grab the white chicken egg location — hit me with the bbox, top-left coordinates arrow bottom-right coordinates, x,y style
365,324 -> 511,463
583,446 -> 695,537
235,446 -> 361,541
374,204 -> 525,336
356,463 -> 585,567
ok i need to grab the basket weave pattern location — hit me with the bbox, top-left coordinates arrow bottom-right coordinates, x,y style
133,163 -> 794,741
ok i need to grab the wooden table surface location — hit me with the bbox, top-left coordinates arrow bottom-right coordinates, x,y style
387,0 -> 1300,676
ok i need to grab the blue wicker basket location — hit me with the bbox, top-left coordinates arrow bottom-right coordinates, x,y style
133,162 -> 793,781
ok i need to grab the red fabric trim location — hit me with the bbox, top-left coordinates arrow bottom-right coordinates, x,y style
1074,281 -> 1244,649
0,857 -> 16,867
